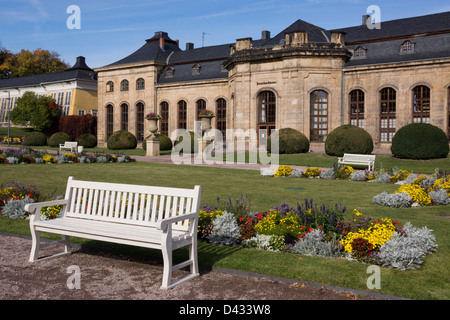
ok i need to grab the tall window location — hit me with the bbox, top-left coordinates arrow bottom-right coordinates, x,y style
380,87 -> 397,142
136,102 -> 144,142
63,91 -> 72,116
120,80 -> 129,91
412,85 -> 430,123
310,90 -> 328,142
106,105 -> 114,139
160,101 -> 169,136
106,81 -> 114,92
136,78 -> 145,90
121,103 -> 129,131
257,91 -> 276,146
216,98 -> 227,139
349,89 -> 365,128
196,99 -> 206,120
178,100 -> 187,129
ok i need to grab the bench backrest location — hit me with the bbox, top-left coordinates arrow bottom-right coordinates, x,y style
62,177 -> 201,232
63,142 -> 77,147
342,153 -> 375,161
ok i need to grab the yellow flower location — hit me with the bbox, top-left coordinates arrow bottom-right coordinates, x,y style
395,184 -> 431,205
274,165 -> 293,177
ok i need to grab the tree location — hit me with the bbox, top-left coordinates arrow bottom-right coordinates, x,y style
10,91 -> 58,132
0,43 -> 13,79
0,48 -> 69,79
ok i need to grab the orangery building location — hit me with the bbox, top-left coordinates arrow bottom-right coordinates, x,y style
95,11 -> 450,152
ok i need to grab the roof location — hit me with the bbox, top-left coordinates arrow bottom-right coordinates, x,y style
0,56 -> 96,89
264,19 -> 331,46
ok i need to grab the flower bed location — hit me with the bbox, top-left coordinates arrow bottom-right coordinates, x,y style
263,165 -> 450,207
198,201 -> 437,270
1,136 -> 24,145
0,147 -> 135,164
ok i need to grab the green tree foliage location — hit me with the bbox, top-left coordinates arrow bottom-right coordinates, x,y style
10,91 -> 58,132
0,48 -> 69,79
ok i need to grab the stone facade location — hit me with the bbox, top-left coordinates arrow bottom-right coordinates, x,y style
95,13 -> 450,152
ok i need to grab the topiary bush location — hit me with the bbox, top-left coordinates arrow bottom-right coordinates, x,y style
107,130 -> 137,150
391,123 -> 449,159
77,133 -> 97,148
142,134 -> 173,151
325,125 -> 373,157
49,132 -> 71,148
23,132 -> 47,146
267,128 -> 309,154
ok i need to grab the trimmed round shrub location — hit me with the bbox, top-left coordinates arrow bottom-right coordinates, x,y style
142,134 -> 173,151
391,123 -> 449,159
107,130 -> 137,150
49,132 -> 71,148
325,125 -> 373,157
23,132 -> 47,146
77,133 -> 98,148
267,128 -> 310,154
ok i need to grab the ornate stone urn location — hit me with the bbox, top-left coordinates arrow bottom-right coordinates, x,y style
198,109 -> 215,135
145,113 -> 161,140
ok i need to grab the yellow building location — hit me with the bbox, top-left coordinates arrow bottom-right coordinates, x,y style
0,56 -> 98,123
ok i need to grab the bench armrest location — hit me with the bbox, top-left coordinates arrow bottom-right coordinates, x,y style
25,199 -> 69,215
156,212 -> 198,231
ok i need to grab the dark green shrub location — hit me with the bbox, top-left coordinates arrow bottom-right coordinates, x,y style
23,132 -> 47,146
325,125 -> 373,157
77,133 -> 97,148
142,134 -> 173,151
49,132 -> 71,147
107,130 -> 137,150
267,128 -> 310,154
173,131 -> 200,153
391,123 -> 449,159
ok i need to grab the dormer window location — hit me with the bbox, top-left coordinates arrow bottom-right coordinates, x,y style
400,40 -> 415,54
166,67 -> 174,78
353,46 -> 367,59
192,64 -> 201,75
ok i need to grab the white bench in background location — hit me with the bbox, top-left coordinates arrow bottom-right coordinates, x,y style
338,153 -> 376,171
59,141 -> 78,152
24,176 -> 202,289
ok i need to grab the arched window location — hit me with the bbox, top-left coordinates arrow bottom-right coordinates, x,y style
106,81 -> 114,92
178,100 -> 187,129
412,85 -> 430,123
160,101 -> 169,136
136,78 -> 145,90
136,102 -> 144,142
380,87 -> 396,142
120,80 -> 129,91
349,89 -> 365,128
216,98 -> 227,139
447,87 -> 450,140
257,91 -> 276,146
310,90 -> 328,142
196,99 -> 206,120
121,103 -> 128,131
106,104 -> 114,139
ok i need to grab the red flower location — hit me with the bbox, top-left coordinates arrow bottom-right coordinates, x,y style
309,227 -> 312,232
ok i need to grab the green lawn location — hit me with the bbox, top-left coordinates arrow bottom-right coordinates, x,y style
0,161 -> 449,300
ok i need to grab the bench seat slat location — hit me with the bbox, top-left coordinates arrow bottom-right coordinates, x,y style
33,218 -> 191,244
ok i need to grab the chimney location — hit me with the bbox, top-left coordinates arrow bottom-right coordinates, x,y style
160,37 -> 165,49
186,42 -> 194,50
330,31 -> 346,45
362,14 -> 370,26
235,37 -> 252,51
261,30 -> 270,40
285,31 -> 308,46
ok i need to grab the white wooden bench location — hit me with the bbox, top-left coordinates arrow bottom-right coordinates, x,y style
338,153 -> 376,171
24,176 -> 202,289
59,141 -> 78,152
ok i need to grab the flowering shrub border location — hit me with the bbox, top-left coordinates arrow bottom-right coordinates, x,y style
0,147 -> 135,165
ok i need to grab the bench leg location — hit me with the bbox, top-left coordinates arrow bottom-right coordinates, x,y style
189,239 -> 199,276
29,228 -> 41,262
161,238 -> 173,289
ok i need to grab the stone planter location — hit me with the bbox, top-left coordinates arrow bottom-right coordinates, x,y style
146,119 -> 159,140
199,116 -> 213,134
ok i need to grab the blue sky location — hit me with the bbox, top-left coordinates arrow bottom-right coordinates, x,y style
0,0 -> 449,69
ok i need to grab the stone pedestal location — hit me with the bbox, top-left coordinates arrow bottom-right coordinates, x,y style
146,138 -> 160,156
